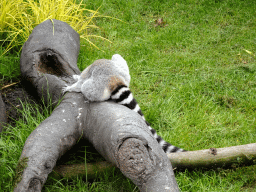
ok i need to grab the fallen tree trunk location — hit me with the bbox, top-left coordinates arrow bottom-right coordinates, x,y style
14,19 -> 179,192
51,143 -> 256,178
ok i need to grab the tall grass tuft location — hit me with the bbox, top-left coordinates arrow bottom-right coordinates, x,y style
0,0 -> 108,55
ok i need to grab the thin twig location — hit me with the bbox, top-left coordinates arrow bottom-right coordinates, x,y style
1,81 -> 20,90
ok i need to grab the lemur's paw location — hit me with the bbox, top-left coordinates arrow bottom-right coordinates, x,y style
62,85 -> 70,94
73,74 -> 80,81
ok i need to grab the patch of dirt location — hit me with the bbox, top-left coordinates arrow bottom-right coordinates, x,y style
1,82 -> 39,126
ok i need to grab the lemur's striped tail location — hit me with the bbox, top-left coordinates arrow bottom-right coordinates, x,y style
111,85 -> 186,153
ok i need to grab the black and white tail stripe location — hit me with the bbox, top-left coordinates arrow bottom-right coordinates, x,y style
111,84 -> 186,153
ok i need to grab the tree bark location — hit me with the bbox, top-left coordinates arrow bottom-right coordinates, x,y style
14,19 -> 179,192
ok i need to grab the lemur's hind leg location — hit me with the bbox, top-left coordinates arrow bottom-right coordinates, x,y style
81,78 -> 111,102
62,80 -> 83,93
62,74 -> 82,94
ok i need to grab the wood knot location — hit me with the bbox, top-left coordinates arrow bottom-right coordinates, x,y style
209,148 -> 217,156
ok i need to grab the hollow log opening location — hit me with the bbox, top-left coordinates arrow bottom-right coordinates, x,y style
38,49 -> 68,77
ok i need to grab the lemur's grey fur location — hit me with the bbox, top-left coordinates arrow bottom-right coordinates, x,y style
63,54 -> 185,153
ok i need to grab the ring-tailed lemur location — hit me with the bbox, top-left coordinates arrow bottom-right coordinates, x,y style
63,54 -> 186,153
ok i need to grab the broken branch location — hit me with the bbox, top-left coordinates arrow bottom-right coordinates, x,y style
52,143 -> 256,178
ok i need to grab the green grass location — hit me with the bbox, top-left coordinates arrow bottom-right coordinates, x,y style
1,0 -> 256,191
0,0 -> 107,55
0,47 -> 20,84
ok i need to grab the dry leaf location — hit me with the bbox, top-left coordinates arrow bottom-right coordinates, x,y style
154,18 -> 168,27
